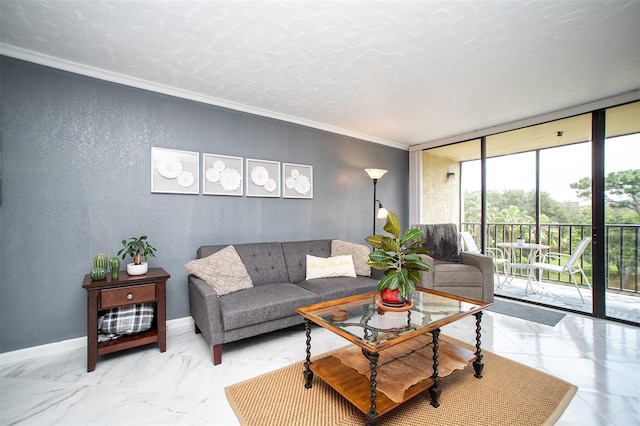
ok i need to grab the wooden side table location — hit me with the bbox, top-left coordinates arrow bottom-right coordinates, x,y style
82,267 -> 170,372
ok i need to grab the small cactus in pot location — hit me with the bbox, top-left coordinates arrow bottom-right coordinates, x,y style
93,253 -> 108,270
109,257 -> 121,279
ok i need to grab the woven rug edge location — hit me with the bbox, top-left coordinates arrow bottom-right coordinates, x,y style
543,383 -> 578,426
224,386 -> 248,426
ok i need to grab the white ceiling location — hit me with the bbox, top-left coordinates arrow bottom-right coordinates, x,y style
1,1 -> 639,150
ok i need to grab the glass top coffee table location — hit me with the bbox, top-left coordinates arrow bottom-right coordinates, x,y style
296,288 -> 491,425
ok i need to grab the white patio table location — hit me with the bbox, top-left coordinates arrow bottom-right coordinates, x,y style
496,242 -> 550,293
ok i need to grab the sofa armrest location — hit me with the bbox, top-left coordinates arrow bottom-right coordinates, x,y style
187,275 -> 225,346
417,254 -> 435,290
459,252 -> 494,302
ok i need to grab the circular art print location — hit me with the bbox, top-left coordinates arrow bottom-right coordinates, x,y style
156,155 -> 183,179
219,168 -> 242,191
250,166 -> 269,186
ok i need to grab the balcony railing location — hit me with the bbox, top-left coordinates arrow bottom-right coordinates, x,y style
461,222 -> 640,294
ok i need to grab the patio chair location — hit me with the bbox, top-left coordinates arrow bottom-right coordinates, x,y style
459,231 -> 508,287
528,237 -> 592,303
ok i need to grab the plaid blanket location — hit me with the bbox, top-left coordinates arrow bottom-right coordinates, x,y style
99,303 -> 155,335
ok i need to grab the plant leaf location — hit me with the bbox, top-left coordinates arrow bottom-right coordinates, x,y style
403,253 -> 421,262
383,211 -> 401,239
406,245 -> 430,255
379,236 -> 399,252
367,252 -> 395,270
368,250 -> 394,262
405,258 -> 434,271
400,228 -> 423,245
407,268 -> 422,284
396,268 -> 415,297
365,235 -> 384,249
378,273 -> 399,291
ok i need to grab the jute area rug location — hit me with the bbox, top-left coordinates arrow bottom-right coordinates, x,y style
225,335 -> 577,426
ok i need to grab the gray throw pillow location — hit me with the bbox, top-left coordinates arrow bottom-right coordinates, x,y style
184,245 -> 253,295
331,240 -> 371,277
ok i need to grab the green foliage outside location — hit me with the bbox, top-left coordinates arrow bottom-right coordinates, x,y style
463,169 -> 639,291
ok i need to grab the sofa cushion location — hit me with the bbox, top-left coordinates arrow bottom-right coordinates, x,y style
331,240 -> 371,277
414,224 -> 461,262
296,276 -> 378,301
184,245 -> 253,296
233,242 -> 290,286
282,240 -> 332,283
306,255 -> 356,279
219,283 -> 320,330
432,260 -> 483,286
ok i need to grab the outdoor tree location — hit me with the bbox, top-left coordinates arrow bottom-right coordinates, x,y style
570,169 -> 640,219
464,189 -> 578,224
571,169 -> 640,290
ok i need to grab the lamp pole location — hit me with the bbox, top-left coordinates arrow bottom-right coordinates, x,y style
372,178 -> 378,235
365,168 -> 388,236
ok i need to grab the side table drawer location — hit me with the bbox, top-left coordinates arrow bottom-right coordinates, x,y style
100,284 -> 156,309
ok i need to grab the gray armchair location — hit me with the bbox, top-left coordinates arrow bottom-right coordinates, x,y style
412,224 -> 494,303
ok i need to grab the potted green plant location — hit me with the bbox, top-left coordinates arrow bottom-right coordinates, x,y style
118,235 -> 157,275
365,211 -> 433,307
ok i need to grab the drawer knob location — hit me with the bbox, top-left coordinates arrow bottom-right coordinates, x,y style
127,293 -> 134,300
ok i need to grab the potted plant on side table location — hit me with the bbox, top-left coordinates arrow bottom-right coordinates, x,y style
365,211 -> 433,307
118,235 -> 157,275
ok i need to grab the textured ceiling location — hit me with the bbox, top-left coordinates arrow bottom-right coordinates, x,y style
1,1 -> 639,150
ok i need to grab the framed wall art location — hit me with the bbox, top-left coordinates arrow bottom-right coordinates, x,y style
282,163 -> 313,199
246,158 -> 280,197
151,147 -> 199,195
202,153 -> 243,196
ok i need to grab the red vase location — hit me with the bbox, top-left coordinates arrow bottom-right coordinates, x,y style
380,288 -> 406,307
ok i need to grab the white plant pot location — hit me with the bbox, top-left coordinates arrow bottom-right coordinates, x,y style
127,262 -> 148,276
517,239 -> 525,246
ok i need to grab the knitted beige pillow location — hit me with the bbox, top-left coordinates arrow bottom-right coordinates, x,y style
184,245 -> 253,296
331,240 -> 371,277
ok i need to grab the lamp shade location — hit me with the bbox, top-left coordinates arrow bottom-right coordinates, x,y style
365,168 -> 388,180
377,206 -> 389,219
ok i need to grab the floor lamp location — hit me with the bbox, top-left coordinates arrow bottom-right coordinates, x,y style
365,168 -> 389,235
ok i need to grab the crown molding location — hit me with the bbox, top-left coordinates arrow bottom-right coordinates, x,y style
0,44 -> 408,151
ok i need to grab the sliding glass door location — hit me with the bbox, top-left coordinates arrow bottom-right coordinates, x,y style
604,103 -> 640,323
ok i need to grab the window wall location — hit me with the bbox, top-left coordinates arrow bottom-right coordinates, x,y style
418,100 -> 639,325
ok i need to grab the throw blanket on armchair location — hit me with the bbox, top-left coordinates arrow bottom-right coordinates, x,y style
420,223 -> 461,262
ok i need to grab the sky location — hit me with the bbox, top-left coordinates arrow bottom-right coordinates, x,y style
461,133 -> 639,203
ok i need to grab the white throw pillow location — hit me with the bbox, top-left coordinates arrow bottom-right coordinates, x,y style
184,245 -> 253,296
331,240 -> 371,277
306,254 -> 357,280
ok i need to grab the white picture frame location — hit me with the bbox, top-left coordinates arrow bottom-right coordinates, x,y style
151,147 -> 199,194
246,158 -> 281,197
202,154 -> 243,196
282,163 -> 313,199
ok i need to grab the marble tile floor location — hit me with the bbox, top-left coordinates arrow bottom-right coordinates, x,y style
1,302 -> 639,426
495,276 -> 640,324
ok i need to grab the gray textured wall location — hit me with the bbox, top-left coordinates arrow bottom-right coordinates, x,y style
0,57 -> 409,353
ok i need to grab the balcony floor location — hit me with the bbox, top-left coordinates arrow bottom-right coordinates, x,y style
494,275 -> 640,324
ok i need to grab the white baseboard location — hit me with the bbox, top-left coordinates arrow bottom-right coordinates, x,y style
0,316 -> 194,366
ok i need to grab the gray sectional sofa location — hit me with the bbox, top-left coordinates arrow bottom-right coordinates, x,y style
186,239 -> 378,365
